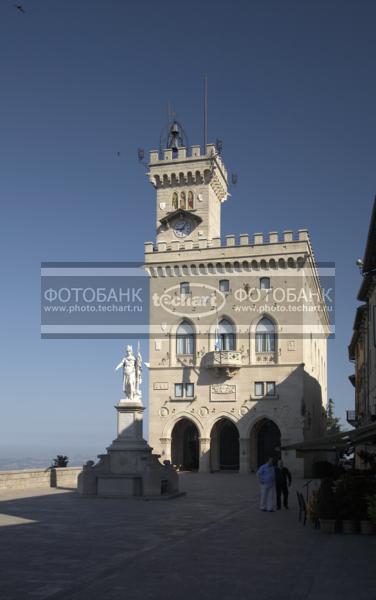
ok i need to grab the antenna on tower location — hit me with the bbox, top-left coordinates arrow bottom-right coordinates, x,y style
167,101 -> 172,127
204,74 -> 208,149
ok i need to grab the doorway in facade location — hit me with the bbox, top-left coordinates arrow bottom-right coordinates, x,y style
211,419 -> 239,471
171,418 -> 199,471
255,419 -> 281,467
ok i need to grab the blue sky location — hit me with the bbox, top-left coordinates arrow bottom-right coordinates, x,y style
0,0 -> 375,459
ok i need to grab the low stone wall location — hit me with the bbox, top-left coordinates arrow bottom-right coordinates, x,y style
0,467 -> 82,490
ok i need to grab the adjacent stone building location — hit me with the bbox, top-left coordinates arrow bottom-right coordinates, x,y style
348,197 -> 376,465
144,124 -> 329,476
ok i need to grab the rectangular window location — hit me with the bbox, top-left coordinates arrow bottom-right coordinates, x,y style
176,336 -> 185,355
266,381 -> 276,396
256,333 -> 275,353
175,383 -> 183,397
176,335 -> 194,355
174,383 -> 194,398
260,277 -> 271,290
180,282 -> 190,295
219,333 -> 235,351
185,383 -> 194,397
255,382 -> 264,396
219,279 -> 230,292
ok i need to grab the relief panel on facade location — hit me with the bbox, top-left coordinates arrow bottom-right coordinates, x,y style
210,384 -> 236,402
153,382 -> 169,390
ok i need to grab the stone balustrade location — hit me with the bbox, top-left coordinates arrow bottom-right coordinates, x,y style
203,350 -> 243,370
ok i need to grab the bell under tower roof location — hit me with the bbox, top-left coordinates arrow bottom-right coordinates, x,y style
147,115 -> 229,244
166,120 -> 185,152
160,118 -> 189,156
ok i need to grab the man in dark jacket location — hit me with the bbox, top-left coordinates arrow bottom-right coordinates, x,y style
275,459 -> 292,509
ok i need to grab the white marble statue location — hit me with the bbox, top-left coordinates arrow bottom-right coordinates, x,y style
115,344 -> 142,400
136,342 -> 142,392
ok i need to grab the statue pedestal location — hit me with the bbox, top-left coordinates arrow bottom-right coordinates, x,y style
78,397 -> 179,499
111,399 -> 148,450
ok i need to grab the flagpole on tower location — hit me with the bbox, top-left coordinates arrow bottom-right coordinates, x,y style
214,306 -> 221,352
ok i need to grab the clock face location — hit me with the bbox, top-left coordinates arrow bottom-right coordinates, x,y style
173,219 -> 192,238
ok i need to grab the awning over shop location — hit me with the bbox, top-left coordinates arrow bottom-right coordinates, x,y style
281,422 -> 376,453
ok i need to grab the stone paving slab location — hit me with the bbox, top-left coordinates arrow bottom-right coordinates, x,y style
0,474 -> 375,600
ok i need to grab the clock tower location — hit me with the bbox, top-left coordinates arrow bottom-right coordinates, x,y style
147,121 -> 228,244
144,120 -> 329,479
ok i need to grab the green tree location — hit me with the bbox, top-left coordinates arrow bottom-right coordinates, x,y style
326,398 -> 341,433
51,455 -> 69,468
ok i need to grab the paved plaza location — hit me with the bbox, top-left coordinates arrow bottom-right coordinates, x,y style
0,473 -> 375,600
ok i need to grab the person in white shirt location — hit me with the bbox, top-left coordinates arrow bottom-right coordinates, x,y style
257,457 -> 275,512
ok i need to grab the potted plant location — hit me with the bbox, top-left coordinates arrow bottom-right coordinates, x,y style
358,493 -> 373,535
360,517 -> 374,535
307,489 -> 320,529
341,506 -> 358,534
336,474 -> 361,533
364,495 -> 376,534
51,455 -> 69,468
317,478 -> 337,533
336,481 -> 357,533
336,473 -> 376,534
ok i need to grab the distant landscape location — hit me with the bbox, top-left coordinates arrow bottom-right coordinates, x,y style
0,450 -> 99,471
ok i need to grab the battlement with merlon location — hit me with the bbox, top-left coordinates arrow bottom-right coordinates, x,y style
149,144 -> 228,180
144,229 -> 310,255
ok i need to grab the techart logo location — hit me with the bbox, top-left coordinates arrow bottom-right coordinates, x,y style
152,283 -> 226,318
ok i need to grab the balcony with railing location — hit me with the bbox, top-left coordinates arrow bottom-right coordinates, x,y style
203,351 -> 242,377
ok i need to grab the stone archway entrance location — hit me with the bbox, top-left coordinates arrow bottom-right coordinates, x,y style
210,419 -> 239,471
171,419 -> 199,471
250,419 -> 281,469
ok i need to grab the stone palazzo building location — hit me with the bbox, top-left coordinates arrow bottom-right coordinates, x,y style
144,128 -> 329,476
348,197 -> 376,466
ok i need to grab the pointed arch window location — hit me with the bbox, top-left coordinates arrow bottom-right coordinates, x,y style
176,320 -> 195,355
172,192 -> 178,210
216,318 -> 235,351
256,317 -> 276,353
188,191 -> 194,210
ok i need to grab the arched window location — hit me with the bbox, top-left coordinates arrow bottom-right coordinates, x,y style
260,277 -> 271,289
180,191 -> 186,209
176,321 -> 195,355
172,192 -> 178,210
216,319 -> 235,351
219,279 -> 229,292
256,317 -> 276,353
180,282 -> 190,295
188,190 -> 194,210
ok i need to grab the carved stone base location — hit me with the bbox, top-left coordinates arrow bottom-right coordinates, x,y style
77,448 -> 178,498
77,398 -> 179,498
